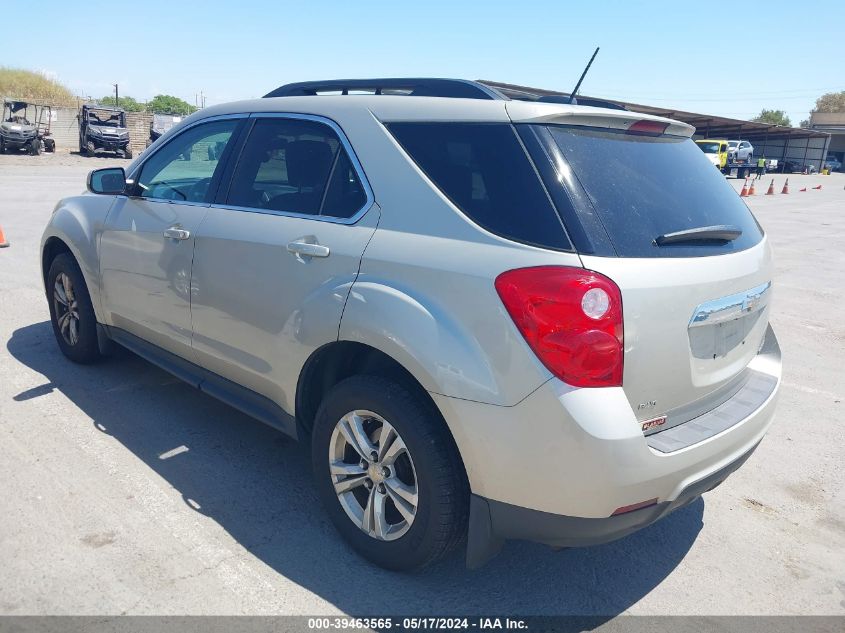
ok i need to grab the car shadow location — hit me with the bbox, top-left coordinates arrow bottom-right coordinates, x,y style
7,321 -> 703,617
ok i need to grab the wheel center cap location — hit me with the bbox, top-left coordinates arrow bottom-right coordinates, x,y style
368,463 -> 384,483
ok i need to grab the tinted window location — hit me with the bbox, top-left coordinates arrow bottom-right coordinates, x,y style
227,117 -> 361,217
322,149 -> 368,218
387,123 -> 571,250
137,119 -> 238,203
543,126 -> 764,258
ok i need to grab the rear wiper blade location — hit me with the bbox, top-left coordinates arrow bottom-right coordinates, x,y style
655,225 -> 742,246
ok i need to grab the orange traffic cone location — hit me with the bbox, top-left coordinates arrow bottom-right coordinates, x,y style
765,179 -> 775,195
0,225 -> 8,248
740,179 -> 749,197
799,187 -> 807,192
748,179 -> 756,195
781,178 -> 789,194
812,184 -> 822,190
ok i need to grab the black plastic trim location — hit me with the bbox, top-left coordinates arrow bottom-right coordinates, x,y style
106,326 -> 297,439
264,78 -> 505,101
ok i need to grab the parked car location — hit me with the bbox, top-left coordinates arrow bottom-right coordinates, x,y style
41,78 -> 782,571
782,159 -> 818,174
695,139 -> 728,170
727,139 -> 754,163
764,158 -> 778,172
79,104 -> 132,158
824,155 -> 842,172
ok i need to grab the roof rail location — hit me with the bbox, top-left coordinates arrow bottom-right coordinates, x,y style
264,78 -> 506,100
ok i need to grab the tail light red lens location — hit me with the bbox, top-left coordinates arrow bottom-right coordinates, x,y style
494,266 -> 623,388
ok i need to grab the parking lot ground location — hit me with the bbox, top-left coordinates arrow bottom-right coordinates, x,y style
0,154 -> 844,616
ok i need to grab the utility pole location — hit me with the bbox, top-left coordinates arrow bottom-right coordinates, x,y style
113,83 -> 119,107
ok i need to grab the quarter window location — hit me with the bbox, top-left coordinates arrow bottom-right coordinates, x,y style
226,117 -> 367,218
136,119 -> 238,203
387,122 -> 571,250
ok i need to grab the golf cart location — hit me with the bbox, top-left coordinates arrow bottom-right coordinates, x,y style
79,104 -> 132,158
0,99 -> 56,155
146,113 -> 181,148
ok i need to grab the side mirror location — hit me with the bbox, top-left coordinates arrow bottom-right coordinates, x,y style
87,167 -> 126,195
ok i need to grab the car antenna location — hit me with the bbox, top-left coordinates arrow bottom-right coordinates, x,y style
568,47 -> 600,104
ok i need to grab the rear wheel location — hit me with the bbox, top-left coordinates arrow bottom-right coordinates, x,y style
47,253 -> 102,364
44,138 -> 55,152
312,375 -> 468,571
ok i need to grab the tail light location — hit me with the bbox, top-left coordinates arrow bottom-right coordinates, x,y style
626,120 -> 669,136
494,266 -> 623,388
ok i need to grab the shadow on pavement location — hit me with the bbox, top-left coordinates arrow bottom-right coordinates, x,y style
8,321 -> 703,616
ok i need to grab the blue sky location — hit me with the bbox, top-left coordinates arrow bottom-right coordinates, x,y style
5,0 -> 843,126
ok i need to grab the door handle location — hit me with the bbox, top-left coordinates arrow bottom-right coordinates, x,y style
163,226 -> 191,240
287,240 -> 330,258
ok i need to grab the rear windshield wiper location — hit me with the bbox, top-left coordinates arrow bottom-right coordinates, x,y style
655,225 -> 742,246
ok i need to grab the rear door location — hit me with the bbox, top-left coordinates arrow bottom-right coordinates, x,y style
189,114 -> 378,411
525,122 -> 772,420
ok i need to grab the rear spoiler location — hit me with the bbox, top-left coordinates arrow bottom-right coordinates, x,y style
505,101 -> 695,138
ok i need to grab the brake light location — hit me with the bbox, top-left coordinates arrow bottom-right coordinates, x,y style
495,266 -> 623,388
626,120 -> 669,136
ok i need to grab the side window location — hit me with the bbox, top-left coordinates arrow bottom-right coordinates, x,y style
136,119 -> 238,203
227,117 -> 365,217
387,122 -> 571,250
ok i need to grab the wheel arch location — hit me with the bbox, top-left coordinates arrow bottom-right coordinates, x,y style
296,341 -> 442,437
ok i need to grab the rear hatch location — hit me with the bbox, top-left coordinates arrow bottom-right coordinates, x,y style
514,109 -> 772,422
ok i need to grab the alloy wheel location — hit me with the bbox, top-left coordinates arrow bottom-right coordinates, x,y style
329,410 -> 419,541
53,273 -> 80,346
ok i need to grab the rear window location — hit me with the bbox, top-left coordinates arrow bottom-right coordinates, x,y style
543,126 -> 764,258
387,123 -> 571,251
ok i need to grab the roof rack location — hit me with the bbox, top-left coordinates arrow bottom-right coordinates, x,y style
264,78 -> 506,100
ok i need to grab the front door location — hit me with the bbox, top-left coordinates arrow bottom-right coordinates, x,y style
190,115 -> 377,412
99,117 -> 242,357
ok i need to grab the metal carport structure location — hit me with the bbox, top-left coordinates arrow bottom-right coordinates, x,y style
479,80 -> 832,172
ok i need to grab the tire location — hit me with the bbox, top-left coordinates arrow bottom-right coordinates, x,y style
86,141 -> 96,156
312,375 -> 468,571
124,147 -> 133,159
0,137 -> 5,153
29,139 -> 41,156
46,253 -> 102,364
44,138 -> 55,152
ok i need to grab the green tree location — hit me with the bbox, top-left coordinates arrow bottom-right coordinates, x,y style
146,94 -> 197,116
813,91 -> 845,113
752,109 -> 791,127
98,95 -> 144,112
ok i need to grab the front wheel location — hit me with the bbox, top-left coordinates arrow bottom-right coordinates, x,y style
312,375 -> 468,571
123,147 -> 133,159
29,139 -> 41,156
46,253 -> 102,364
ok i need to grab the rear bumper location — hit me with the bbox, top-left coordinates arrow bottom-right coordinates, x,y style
434,326 -> 781,566
468,438 -> 758,565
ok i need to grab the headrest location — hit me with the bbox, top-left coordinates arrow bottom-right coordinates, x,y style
286,140 -> 334,188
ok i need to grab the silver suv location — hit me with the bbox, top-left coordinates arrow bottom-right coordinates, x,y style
40,79 -> 782,571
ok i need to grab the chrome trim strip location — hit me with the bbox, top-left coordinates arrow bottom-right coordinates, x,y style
689,281 -> 771,328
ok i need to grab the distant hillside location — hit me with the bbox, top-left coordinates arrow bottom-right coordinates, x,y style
0,67 -> 77,107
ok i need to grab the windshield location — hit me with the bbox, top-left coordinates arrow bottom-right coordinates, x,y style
540,126 -> 764,258
697,142 -> 720,153
728,141 -> 739,148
